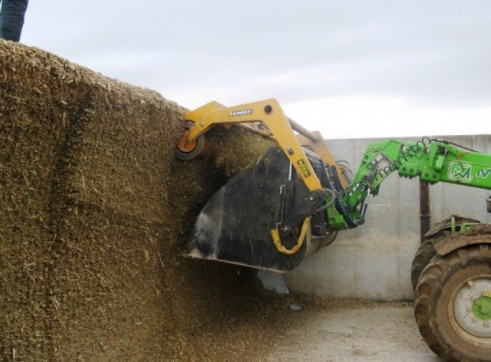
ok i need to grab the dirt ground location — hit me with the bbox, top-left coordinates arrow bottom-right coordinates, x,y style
263,300 -> 438,362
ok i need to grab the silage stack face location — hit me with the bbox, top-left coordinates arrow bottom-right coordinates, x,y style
0,40 -> 186,360
0,40 -> 278,361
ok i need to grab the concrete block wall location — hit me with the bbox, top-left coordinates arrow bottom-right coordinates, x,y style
286,135 -> 491,301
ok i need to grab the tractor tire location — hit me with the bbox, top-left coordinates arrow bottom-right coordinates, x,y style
414,244 -> 491,361
411,239 -> 437,291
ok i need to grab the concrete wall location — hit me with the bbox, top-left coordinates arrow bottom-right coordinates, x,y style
286,135 -> 491,301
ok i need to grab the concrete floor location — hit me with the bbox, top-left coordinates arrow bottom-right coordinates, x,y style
265,303 -> 440,362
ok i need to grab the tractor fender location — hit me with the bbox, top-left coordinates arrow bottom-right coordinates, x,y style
424,215 -> 481,239
433,229 -> 491,256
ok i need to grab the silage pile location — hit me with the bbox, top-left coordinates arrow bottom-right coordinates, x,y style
0,40 -> 287,361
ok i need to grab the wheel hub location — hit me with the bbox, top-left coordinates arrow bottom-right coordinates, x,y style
473,295 -> 491,321
454,278 -> 491,338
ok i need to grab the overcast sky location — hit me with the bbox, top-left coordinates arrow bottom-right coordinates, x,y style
20,1 -> 491,139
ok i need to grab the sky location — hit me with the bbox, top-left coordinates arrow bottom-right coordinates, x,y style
19,0 -> 491,139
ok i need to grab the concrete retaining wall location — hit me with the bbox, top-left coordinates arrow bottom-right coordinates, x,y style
286,135 -> 491,301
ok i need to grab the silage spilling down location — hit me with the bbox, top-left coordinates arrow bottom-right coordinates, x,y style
0,40 -> 287,361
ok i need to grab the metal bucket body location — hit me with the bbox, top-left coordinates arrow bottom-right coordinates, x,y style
186,146 -> 332,272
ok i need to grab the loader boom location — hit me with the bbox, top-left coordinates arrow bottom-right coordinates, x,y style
342,138 -> 491,226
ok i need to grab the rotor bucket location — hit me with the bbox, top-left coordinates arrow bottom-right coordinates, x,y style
186,146 -> 336,272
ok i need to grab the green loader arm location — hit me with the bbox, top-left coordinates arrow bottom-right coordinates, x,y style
332,138 -> 491,229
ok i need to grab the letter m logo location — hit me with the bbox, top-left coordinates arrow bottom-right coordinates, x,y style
477,168 -> 491,179
448,161 -> 473,183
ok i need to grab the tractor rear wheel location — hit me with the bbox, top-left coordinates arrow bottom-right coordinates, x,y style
411,238 -> 437,290
414,244 -> 491,361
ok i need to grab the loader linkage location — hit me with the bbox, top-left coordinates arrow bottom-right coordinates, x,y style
177,98 -> 491,271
